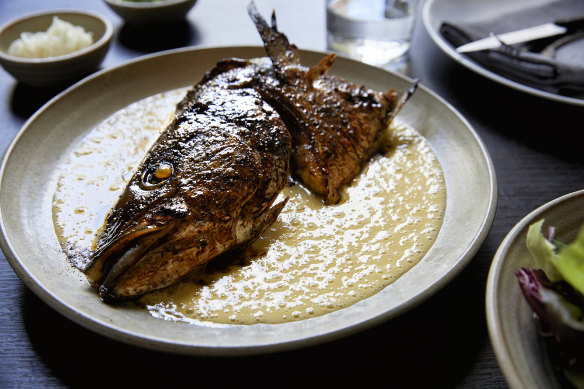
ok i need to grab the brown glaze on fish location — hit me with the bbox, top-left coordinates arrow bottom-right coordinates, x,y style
244,2 -> 416,203
194,54 -> 414,204
84,85 -> 291,303
82,2 -> 415,303
189,3 -> 415,204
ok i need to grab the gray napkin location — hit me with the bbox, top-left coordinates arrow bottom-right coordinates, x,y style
440,0 -> 584,95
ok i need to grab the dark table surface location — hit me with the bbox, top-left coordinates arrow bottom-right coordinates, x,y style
1,1 -> 583,388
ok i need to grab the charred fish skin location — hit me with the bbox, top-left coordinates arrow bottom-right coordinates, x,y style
195,56 -> 410,204
244,1 -> 414,204
178,2 -> 415,205
84,85 -> 291,304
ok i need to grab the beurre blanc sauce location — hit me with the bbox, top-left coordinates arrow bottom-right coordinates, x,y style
53,88 -> 446,325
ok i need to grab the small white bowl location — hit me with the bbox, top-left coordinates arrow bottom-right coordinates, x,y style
104,0 -> 198,25
0,10 -> 113,87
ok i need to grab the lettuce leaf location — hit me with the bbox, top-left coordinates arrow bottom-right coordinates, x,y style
516,268 -> 584,371
526,219 -> 584,295
519,219 -> 584,380
526,219 -> 562,282
556,224 -> 584,297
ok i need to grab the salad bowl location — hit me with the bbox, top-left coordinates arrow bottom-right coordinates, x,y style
487,190 -> 584,389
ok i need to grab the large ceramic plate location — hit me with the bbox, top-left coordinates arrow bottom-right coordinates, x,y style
487,190 -> 584,388
422,0 -> 584,107
0,46 -> 496,355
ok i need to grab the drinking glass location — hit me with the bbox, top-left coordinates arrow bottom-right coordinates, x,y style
326,0 -> 420,67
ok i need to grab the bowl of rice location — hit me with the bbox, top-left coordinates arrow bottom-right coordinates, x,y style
0,10 -> 114,87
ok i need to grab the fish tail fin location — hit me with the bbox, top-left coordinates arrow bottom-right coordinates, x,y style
247,1 -> 300,69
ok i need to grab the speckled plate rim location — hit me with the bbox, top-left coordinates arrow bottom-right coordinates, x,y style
486,190 -> 584,388
422,0 -> 584,107
0,46 -> 497,356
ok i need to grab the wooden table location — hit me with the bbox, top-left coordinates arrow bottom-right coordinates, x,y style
1,1 -> 583,387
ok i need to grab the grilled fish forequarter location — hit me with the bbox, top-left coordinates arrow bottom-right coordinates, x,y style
84,85 -> 291,303
245,1 -> 415,204
190,53 -> 415,205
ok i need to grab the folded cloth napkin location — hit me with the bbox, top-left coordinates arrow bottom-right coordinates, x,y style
440,0 -> 584,95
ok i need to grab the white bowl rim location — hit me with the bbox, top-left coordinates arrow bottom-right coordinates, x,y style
103,0 -> 196,9
0,9 -> 114,64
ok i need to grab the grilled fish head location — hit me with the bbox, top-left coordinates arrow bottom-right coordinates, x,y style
84,86 -> 291,303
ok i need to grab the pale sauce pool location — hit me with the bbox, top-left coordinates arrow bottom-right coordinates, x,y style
53,88 -> 446,325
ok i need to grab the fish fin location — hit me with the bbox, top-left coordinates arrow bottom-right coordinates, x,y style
247,1 -> 300,70
271,10 -> 277,29
387,79 -> 419,122
305,53 -> 337,83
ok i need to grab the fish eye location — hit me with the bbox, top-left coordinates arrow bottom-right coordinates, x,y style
140,162 -> 174,189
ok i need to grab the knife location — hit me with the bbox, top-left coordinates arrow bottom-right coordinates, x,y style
455,14 -> 584,53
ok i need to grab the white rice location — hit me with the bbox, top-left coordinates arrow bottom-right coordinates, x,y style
8,16 -> 94,59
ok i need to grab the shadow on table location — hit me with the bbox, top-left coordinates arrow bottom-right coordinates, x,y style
10,82 -> 78,119
18,253 -> 498,388
439,65 -> 584,166
117,20 -> 200,53
9,64 -> 114,119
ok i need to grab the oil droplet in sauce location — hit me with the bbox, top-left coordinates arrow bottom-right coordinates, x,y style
53,87 -> 446,326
